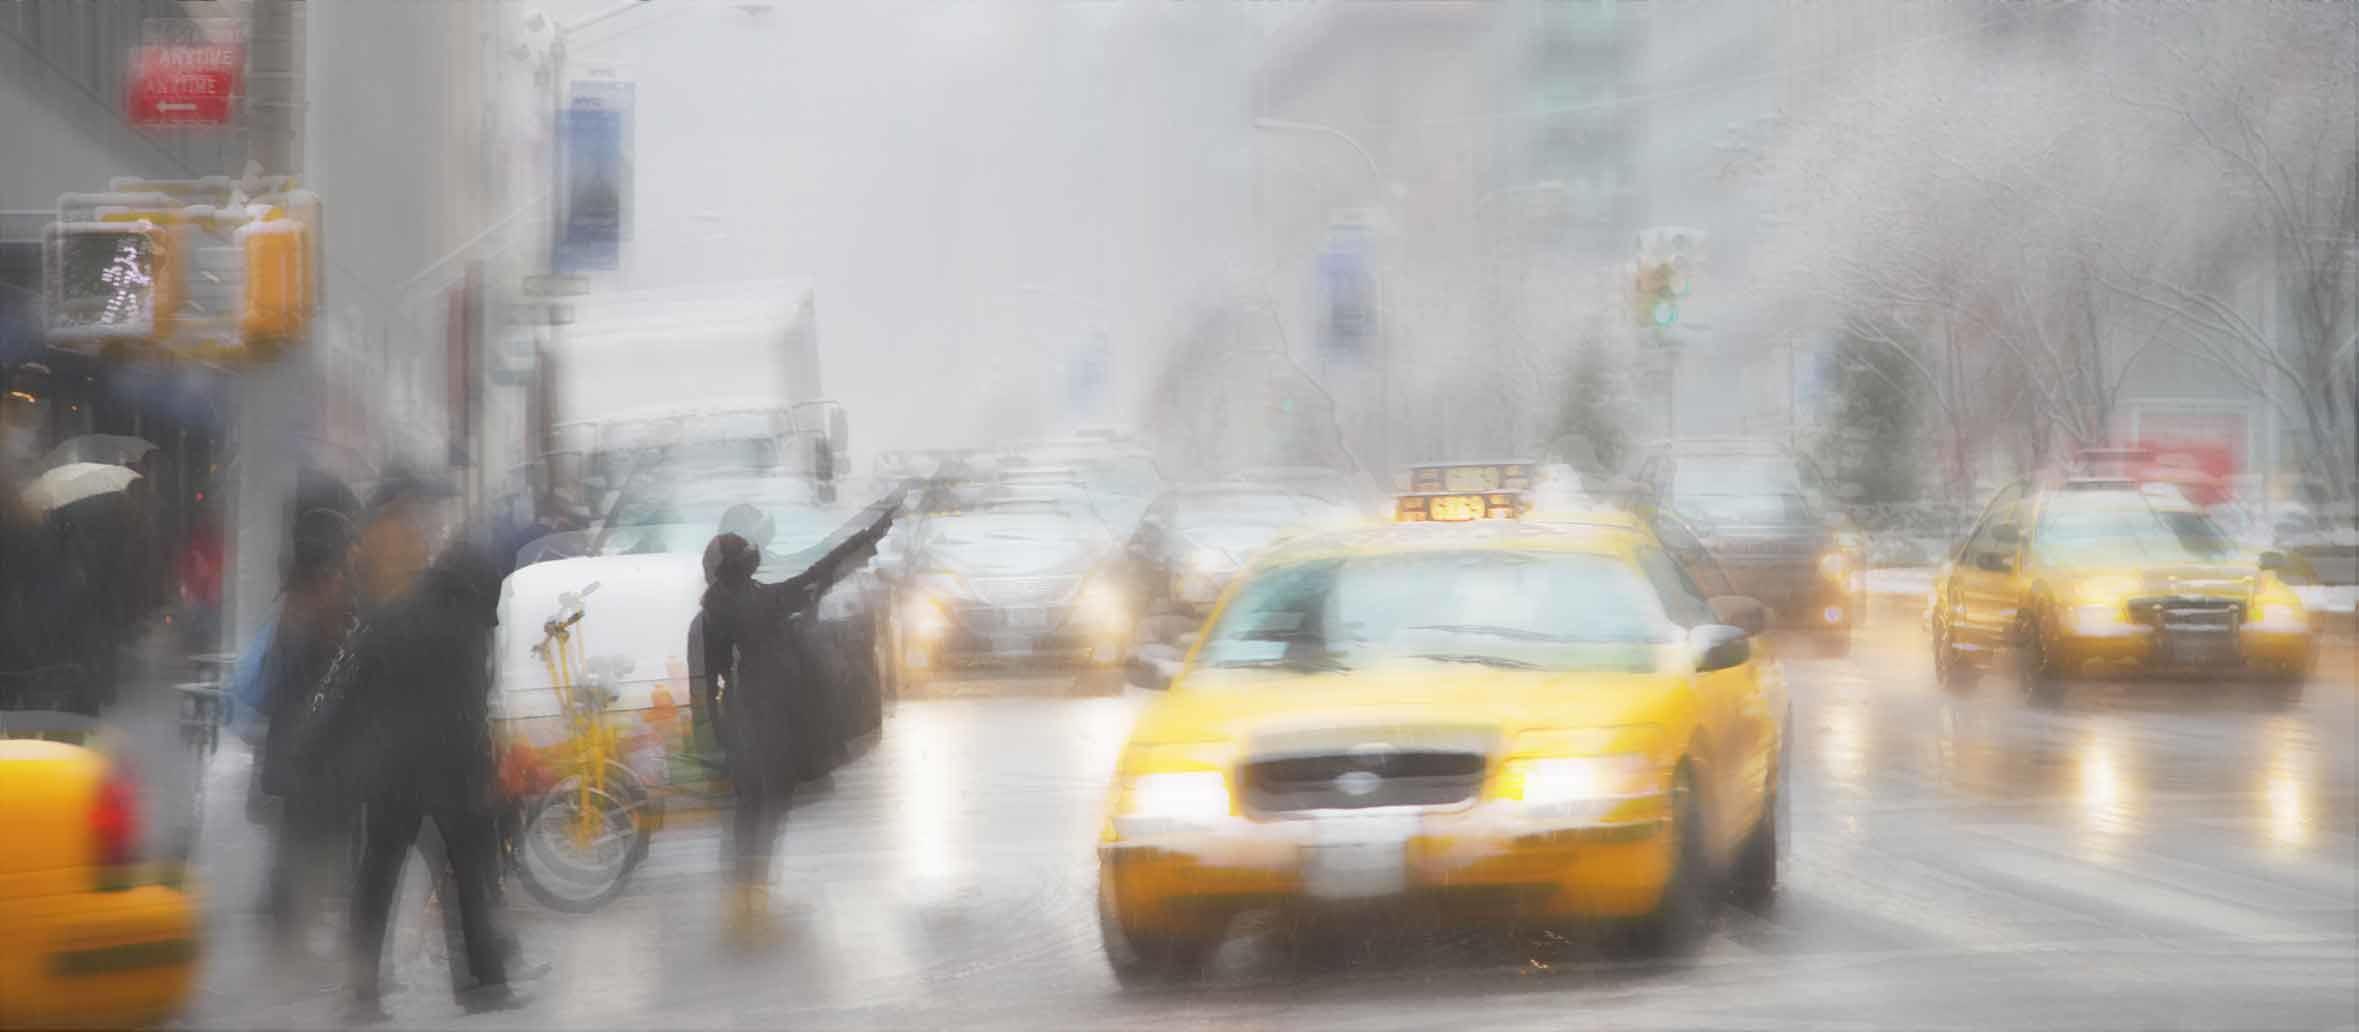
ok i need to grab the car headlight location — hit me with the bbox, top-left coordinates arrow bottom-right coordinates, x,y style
2066,603 -> 2139,637
1077,578 -> 1128,631
2247,601 -> 2308,633
1818,551 -> 1851,580
1112,770 -> 1232,837
1495,754 -> 1657,807
2070,576 -> 2140,606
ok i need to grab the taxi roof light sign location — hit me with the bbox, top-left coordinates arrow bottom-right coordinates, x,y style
1396,461 -> 1535,523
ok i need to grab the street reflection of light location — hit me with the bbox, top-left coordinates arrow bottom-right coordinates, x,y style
891,703 -> 967,897
2261,716 -> 2313,852
1820,703 -> 1868,794
2076,723 -> 2132,860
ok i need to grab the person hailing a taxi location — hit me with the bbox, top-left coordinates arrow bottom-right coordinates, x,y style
695,504 -> 890,948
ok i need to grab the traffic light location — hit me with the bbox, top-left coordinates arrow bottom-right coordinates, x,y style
43,219 -> 180,345
1632,227 -> 1707,331
237,214 -> 311,348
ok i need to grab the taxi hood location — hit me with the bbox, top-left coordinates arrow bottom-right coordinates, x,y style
1133,661 -> 1696,757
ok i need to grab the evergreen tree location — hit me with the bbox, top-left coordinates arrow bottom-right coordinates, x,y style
1547,341 -> 1631,476
1814,322 -> 1925,508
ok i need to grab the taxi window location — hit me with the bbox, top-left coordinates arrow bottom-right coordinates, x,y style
2032,492 -> 2235,568
1636,545 -> 1715,627
1197,550 -> 1674,675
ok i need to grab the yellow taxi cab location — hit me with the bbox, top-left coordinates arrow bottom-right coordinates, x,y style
0,714 -> 197,1028
1099,464 -> 1786,984
1931,476 -> 2315,705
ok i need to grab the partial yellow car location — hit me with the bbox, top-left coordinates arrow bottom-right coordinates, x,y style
0,720 -> 197,1028
1931,479 -> 2315,705
1100,509 -> 1787,984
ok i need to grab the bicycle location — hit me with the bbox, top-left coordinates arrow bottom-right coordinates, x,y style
507,583 -> 660,912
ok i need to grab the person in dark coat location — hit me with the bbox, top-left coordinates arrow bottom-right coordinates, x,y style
301,543 -> 519,1020
694,510 -> 889,947
255,504 -> 359,951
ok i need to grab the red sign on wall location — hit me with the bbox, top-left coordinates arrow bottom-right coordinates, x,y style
126,42 -> 244,127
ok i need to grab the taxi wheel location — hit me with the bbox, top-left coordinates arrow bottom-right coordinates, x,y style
1934,615 -> 1977,692
2017,613 -> 2066,707
1729,756 -> 1782,914
1625,764 -> 1714,956
1098,875 -> 1210,988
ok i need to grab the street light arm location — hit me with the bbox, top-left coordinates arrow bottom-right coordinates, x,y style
561,0 -> 656,37
1252,117 -> 1384,183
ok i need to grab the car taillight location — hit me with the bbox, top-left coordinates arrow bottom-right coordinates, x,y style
92,765 -> 139,871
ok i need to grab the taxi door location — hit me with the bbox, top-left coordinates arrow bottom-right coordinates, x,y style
1637,543 -> 1764,856
1946,485 -> 2028,651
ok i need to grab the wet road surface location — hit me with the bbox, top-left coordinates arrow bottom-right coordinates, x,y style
182,613 -> 2358,1029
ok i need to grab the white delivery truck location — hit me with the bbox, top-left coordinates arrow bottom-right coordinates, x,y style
538,279 -> 846,491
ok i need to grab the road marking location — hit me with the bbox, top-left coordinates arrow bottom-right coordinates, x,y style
1963,846 -> 2316,941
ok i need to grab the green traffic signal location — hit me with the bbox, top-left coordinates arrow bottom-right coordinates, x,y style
1651,299 -> 1678,326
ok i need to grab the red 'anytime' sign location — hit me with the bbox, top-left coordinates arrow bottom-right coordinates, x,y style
126,42 -> 244,127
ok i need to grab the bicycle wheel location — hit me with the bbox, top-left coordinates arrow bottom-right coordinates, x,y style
515,774 -> 653,912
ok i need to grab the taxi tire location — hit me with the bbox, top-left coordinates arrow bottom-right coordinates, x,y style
1934,615 -> 1977,693
1729,753 -> 1782,914
2017,612 -> 2066,707
1624,765 -> 1714,957
1098,876 -> 1210,988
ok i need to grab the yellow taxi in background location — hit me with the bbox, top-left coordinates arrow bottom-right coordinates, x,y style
1931,478 -> 2315,705
1100,474 -> 1786,985
0,713 -> 197,1028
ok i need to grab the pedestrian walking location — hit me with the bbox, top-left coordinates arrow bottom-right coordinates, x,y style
294,540 -> 522,1021
254,502 -> 360,953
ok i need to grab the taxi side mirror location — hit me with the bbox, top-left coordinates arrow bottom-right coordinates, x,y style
2258,550 -> 2288,573
1707,595 -> 1769,637
1691,624 -> 1753,672
1126,642 -> 1185,692
1974,552 -> 2014,574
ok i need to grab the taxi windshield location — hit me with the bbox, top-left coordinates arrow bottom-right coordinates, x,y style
2034,493 -> 2237,568
1196,550 -> 1674,675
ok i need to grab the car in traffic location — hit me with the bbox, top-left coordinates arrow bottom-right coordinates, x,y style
1930,476 -> 2315,704
1630,438 -> 1863,654
1099,472 -> 1785,984
887,499 -> 1129,679
0,711 -> 197,1028
1119,482 -> 1366,623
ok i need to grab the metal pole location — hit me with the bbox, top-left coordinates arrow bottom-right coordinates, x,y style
223,0 -> 304,656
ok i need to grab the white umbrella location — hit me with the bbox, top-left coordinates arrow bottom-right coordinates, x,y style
22,462 -> 142,513
42,434 -> 158,471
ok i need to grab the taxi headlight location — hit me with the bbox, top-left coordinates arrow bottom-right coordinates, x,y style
1818,551 -> 1851,580
2070,576 -> 2140,606
2247,602 -> 2307,633
1495,754 -> 1657,806
1118,771 -> 1231,822
2066,603 -> 2138,637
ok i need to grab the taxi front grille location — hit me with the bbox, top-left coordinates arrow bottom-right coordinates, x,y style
2128,597 -> 2243,629
1241,751 -> 1487,813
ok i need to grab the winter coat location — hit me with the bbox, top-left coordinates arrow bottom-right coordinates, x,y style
300,549 -> 503,813
256,602 -> 355,799
695,516 -> 891,791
